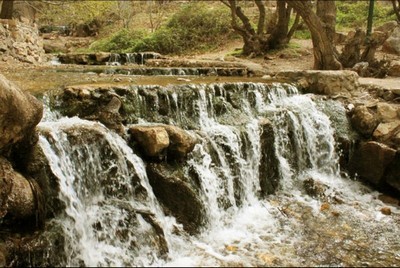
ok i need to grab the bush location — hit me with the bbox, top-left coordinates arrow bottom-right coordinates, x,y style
89,29 -> 146,52
336,2 -> 396,30
89,2 -> 233,55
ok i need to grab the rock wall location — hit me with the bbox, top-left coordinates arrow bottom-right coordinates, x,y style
0,19 -> 45,64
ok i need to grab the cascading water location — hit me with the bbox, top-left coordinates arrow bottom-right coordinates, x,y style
38,82 -> 400,267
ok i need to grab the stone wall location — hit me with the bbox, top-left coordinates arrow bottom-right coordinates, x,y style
0,19 -> 45,64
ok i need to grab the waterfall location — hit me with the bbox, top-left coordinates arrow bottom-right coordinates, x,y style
37,82 -> 400,267
38,118 -> 171,266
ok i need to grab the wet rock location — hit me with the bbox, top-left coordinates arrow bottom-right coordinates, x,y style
349,141 -> 396,186
303,177 -> 328,198
258,118 -> 280,196
320,203 -> 330,211
380,207 -> 392,215
129,126 -> 170,158
163,125 -> 197,160
0,73 -> 43,153
378,194 -> 399,206
383,151 -> 400,193
146,163 -> 206,234
95,96 -> 125,135
350,105 -> 379,137
0,157 -> 35,220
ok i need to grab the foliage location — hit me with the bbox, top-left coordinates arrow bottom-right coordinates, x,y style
336,1 -> 396,30
37,1 -> 116,26
89,29 -> 146,52
89,2 -> 233,55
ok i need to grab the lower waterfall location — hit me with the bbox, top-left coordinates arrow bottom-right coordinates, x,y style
37,83 -> 400,266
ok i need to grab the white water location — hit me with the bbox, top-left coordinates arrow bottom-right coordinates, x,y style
38,83 -> 400,267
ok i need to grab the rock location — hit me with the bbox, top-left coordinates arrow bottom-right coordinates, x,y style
350,105 -> 379,137
0,20 -> 45,63
320,203 -> 330,211
382,26 -> 400,55
380,207 -> 392,215
276,70 -> 360,97
373,121 -> 400,142
378,194 -> 399,206
383,151 -> 400,192
129,126 -> 170,158
376,102 -> 399,122
146,163 -> 206,234
349,141 -> 396,186
163,125 -> 197,160
388,60 -> 400,77
0,73 -> 43,153
258,118 -> 280,196
0,157 -> 35,220
303,177 -> 328,198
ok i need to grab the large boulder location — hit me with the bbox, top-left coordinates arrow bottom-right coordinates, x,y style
146,163 -> 206,234
0,73 -> 43,153
129,126 -> 170,158
163,125 -> 197,160
129,125 -> 197,161
349,141 -> 396,186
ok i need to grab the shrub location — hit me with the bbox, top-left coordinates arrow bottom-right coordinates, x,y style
89,29 -> 146,52
89,2 -> 233,55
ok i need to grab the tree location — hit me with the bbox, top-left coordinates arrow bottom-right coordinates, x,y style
288,0 -> 342,70
220,0 -> 300,56
391,0 -> 400,22
0,0 -> 14,19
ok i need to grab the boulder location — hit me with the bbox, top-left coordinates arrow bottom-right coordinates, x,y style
350,105 -> 379,137
163,125 -> 197,160
373,121 -> 400,142
0,157 -> 35,220
146,163 -> 206,234
376,102 -> 399,123
349,141 -> 396,186
129,126 -> 170,158
383,151 -> 400,192
382,26 -> 400,55
0,73 -> 43,153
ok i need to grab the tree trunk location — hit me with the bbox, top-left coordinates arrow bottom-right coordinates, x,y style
0,0 -> 14,19
316,0 -> 336,43
268,1 -> 291,49
221,0 -> 295,56
288,0 -> 342,70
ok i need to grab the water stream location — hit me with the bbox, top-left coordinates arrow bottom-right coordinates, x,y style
37,83 -> 400,266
